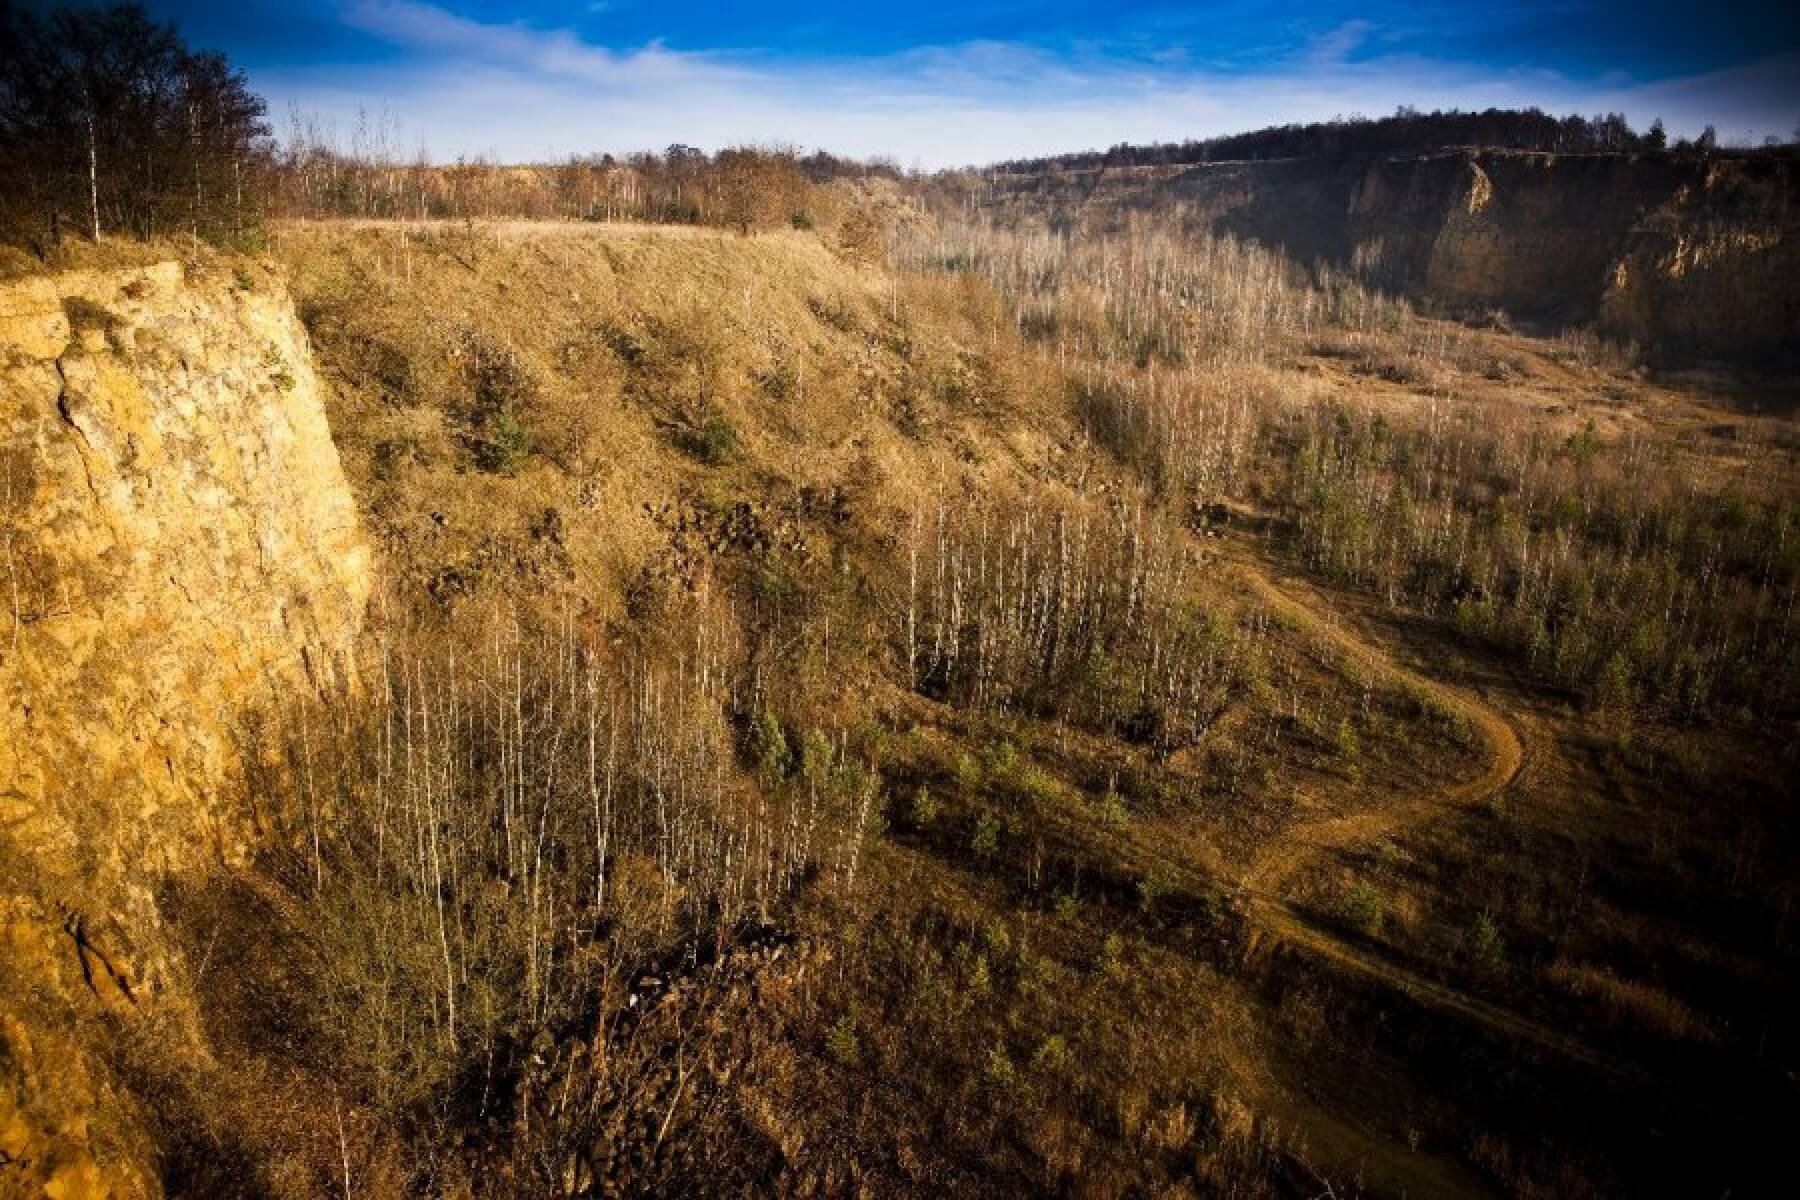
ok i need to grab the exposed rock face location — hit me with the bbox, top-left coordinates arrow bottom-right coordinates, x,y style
1343,153 -> 1798,364
989,151 -> 1799,365
0,259 -> 370,1196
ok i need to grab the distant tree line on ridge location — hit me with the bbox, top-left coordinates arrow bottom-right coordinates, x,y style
271,111 -> 899,232
986,106 -> 1798,174
7,6 -> 1790,252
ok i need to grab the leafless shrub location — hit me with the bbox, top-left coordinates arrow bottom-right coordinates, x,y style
890,210 -> 1365,370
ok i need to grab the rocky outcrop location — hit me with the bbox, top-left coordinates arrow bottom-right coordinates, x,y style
989,151 -> 1799,366
0,259 -> 370,1196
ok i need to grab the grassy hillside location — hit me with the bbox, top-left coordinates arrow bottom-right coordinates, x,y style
122,210 -> 1799,1198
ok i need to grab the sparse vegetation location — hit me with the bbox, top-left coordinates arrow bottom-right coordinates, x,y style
129,191 -> 1797,1200
681,407 -> 740,464
6,76 -> 1795,1198
1546,960 -> 1714,1043
1463,911 -> 1507,973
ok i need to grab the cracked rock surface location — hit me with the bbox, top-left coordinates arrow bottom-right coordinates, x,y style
0,258 -> 370,1196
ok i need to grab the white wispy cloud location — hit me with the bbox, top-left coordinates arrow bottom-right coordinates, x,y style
255,2 -> 1798,166
341,0 -> 740,88
1307,20 -> 1375,66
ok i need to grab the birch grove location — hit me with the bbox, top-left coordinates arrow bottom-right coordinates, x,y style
253,607 -> 876,1110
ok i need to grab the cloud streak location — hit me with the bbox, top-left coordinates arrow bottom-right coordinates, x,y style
1307,20 -> 1375,66
341,0 -> 742,88
254,2 -> 1799,167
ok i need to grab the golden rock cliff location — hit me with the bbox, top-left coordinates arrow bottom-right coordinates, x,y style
0,259 -> 370,1196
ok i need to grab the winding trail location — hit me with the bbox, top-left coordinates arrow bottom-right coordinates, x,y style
1231,558 -> 1643,1080
1238,562 -> 1523,900
1212,554 -> 1660,1197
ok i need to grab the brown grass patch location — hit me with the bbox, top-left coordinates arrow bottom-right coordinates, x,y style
1544,960 -> 1713,1042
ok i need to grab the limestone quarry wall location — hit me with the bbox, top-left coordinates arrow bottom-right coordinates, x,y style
0,258 -> 370,1195
992,151 -> 1800,366
1344,153 -> 1799,364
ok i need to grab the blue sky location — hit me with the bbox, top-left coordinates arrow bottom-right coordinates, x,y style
115,2 -> 1800,165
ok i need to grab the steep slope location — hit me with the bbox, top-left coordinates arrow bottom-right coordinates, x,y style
0,259 -> 370,1196
272,220 -> 1057,627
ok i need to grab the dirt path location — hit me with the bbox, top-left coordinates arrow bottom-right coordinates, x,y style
1231,558 -> 1646,1077
1212,554 -> 1658,1196
1237,559 -> 1522,901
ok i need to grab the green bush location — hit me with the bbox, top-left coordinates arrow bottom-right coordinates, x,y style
826,1013 -> 860,1066
1463,912 -> 1506,973
1031,1034 -> 1070,1075
1097,786 -> 1129,828
965,953 -> 991,997
683,409 -> 740,464
473,409 -> 532,474
1096,933 -> 1126,979
1338,879 -> 1384,936
908,785 -> 938,828
801,727 -> 833,783
983,1042 -> 1016,1089
1012,763 -> 1060,807
1593,651 -> 1635,715
751,708 -> 792,786
986,740 -> 1020,777
969,810 -> 1000,856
